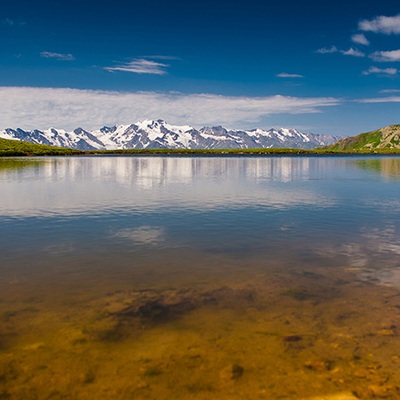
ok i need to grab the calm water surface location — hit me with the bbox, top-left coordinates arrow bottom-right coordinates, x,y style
0,156 -> 400,399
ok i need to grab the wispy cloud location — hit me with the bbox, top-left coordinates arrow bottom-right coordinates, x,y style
380,89 -> 400,93
2,18 -> 15,26
40,51 -> 75,61
316,46 -> 338,54
276,72 -> 304,78
370,49 -> 400,62
105,58 -> 169,74
341,48 -> 365,57
140,55 -> 180,61
351,33 -> 370,46
362,66 -> 398,76
358,96 -> 400,103
316,46 -> 364,57
0,87 -> 340,130
2,18 -> 26,26
359,15 -> 400,34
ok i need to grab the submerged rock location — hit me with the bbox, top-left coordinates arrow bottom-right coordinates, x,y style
304,393 -> 359,400
110,286 -> 255,324
367,384 -> 395,398
219,364 -> 244,382
304,360 -> 335,372
283,335 -> 303,342
377,328 -> 397,336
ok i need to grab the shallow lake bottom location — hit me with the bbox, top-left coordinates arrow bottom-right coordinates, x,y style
1,250 -> 400,399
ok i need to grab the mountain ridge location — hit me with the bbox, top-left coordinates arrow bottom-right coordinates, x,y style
0,119 -> 340,150
322,124 -> 400,151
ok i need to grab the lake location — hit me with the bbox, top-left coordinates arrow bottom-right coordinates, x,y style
0,155 -> 400,399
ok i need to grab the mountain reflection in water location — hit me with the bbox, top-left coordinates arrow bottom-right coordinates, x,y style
0,156 -> 333,217
354,157 -> 400,180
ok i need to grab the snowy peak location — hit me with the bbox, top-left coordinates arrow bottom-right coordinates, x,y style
0,120 -> 340,150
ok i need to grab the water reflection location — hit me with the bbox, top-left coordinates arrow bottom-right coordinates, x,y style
354,157 -> 400,180
0,155 -> 314,183
0,157 -> 45,171
0,156 -> 336,217
114,226 -> 166,245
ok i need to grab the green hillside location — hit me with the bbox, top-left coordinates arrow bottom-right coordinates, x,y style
323,125 -> 400,152
0,138 -> 85,156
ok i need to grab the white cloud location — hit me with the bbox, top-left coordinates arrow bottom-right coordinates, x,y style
276,72 -> 304,78
0,87 -> 340,130
362,66 -> 398,75
351,33 -> 370,46
341,48 -> 365,57
40,51 -> 75,61
316,46 -> 338,54
105,58 -> 169,74
380,89 -> 400,93
358,96 -> 400,103
370,49 -> 400,62
359,15 -> 400,34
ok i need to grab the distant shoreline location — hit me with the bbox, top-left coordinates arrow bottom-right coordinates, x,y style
2,148 -> 400,157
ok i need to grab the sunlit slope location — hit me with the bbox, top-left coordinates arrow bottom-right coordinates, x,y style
323,125 -> 400,151
0,137 -> 84,156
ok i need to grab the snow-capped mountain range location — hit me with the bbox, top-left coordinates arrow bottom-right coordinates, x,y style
0,119 -> 340,150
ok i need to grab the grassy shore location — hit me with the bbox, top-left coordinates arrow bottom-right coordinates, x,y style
0,138 -> 85,156
1,137 -> 400,156
96,147 -> 400,155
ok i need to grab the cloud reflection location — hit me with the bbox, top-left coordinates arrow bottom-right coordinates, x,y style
0,157 -> 335,217
321,224 -> 400,287
114,226 -> 165,245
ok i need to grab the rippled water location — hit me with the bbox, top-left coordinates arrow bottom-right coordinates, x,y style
0,155 -> 400,399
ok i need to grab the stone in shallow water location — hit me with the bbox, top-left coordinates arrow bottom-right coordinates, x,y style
304,393 -> 359,400
377,328 -> 396,336
304,360 -> 335,372
366,385 -> 394,398
219,364 -> 244,382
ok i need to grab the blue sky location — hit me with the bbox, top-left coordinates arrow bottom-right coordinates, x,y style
1,0 -> 400,135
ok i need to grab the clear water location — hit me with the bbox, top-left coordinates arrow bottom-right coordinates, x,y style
0,156 -> 400,399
